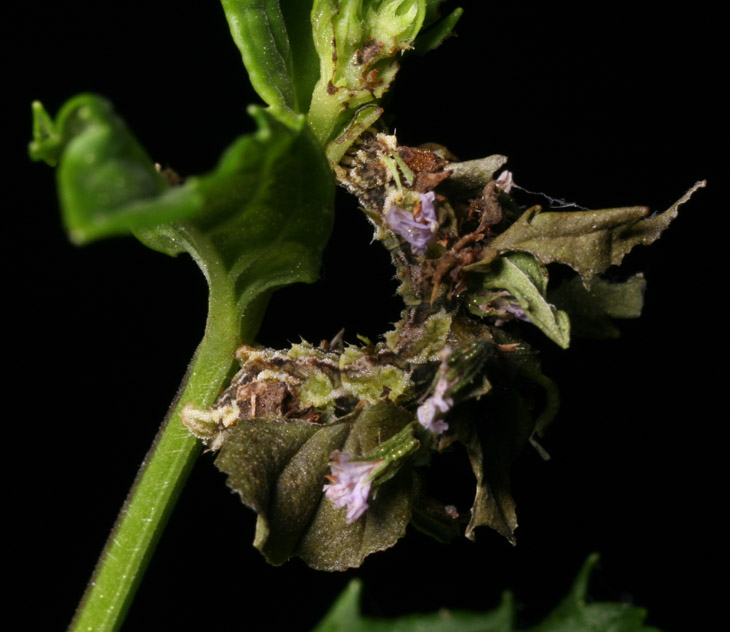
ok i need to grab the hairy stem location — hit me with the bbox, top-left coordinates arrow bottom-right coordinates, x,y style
69,240 -> 265,631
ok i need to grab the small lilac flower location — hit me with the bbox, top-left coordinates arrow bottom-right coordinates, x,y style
323,451 -> 382,523
385,191 -> 439,255
495,170 -> 514,193
417,348 -> 455,434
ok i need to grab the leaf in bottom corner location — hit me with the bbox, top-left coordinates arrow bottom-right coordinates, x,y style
527,555 -> 662,632
214,400 -> 416,570
313,555 -> 660,632
313,579 -> 515,632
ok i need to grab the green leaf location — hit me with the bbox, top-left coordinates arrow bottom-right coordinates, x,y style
215,401 -> 416,570
32,95 -> 335,337
220,0 -> 320,124
414,6 -> 464,54
490,182 -> 706,283
528,554 -> 662,632
481,252 -> 571,349
550,274 -> 646,339
314,579 -> 515,632
279,0 -> 321,111
139,107 -> 334,321
29,95 -> 204,244
314,556 -> 660,632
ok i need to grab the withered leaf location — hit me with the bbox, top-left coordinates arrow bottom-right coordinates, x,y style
460,390 -> 536,543
215,400 -> 416,570
490,181 -> 705,282
445,155 -> 508,191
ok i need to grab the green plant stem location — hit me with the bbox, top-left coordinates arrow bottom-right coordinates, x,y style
307,84 -> 346,147
69,233 -> 265,631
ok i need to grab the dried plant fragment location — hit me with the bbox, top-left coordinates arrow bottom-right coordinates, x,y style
181,125 -> 704,570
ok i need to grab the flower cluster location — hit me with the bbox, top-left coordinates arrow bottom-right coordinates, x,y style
385,191 -> 439,254
323,451 -> 382,524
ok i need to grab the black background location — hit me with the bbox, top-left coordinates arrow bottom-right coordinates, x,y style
7,2 -> 722,630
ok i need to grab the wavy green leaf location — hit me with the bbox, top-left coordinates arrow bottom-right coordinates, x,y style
215,401 -> 416,570
490,182 -> 705,283
31,95 -> 334,335
314,555 -> 661,632
136,106 -> 335,331
29,96 -> 204,244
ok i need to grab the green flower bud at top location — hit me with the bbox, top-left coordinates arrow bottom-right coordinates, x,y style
308,0 -> 461,147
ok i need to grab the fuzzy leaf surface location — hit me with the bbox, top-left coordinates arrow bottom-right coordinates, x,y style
490,182 -> 705,282
215,401 -> 416,570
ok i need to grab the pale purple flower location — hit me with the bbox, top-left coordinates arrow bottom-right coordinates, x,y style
385,191 -> 439,254
416,397 -> 449,434
495,170 -> 514,193
323,451 -> 382,523
416,348 -> 455,434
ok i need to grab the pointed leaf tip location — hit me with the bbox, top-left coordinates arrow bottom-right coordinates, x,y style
491,181 -> 705,283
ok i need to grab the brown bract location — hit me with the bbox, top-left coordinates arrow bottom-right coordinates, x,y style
397,145 -> 450,192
